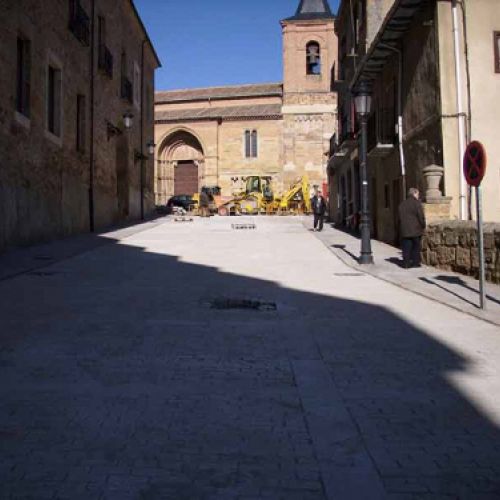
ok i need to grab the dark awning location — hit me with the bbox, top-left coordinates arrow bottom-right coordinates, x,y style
351,0 -> 423,91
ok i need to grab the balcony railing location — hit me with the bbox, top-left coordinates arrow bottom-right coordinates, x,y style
120,77 -> 133,104
367,108 -> 396,157
98,45 -> 113,79
69,1 -> 90,46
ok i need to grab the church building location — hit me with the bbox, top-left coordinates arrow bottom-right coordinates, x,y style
154,0 -> 338,204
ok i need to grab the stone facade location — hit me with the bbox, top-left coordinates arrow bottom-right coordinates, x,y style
0,0 -> 160,252
422,222 -> 500,284
328,0 -> 500,246
155,87 -> 285,202
153,0 -> 338,203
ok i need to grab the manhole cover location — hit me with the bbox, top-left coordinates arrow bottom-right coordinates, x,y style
210,298 -> 277,311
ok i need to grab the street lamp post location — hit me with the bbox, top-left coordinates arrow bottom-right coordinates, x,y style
354,82 -> 374,265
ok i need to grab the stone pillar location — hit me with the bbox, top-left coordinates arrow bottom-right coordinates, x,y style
422,164 -> 452,223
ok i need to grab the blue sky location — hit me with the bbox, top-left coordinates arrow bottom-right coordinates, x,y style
134,0 -> 340,91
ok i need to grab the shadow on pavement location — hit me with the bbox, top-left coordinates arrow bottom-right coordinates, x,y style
435,275 -> 500,306
420,277 -> 479,308
331,244 -> 360,264
0,233 -> 499,499
385,257 -> 405,269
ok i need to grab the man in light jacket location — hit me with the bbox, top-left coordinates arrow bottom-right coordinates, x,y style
398,187 -> 426,268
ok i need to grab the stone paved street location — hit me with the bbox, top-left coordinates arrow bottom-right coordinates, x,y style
1,216 -> 500,500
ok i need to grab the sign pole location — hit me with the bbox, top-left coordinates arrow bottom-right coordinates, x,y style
463,141 -> 487,311
476,186 -> 487,310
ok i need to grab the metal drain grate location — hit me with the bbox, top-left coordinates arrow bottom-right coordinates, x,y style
333,273 -> 365,277
34,256 -> 53,261
28,271 -> 59,277
231,224 -> 256,230
210,298 -> 277,311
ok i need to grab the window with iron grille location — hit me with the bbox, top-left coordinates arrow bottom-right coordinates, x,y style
76,94 -> 86,152
306,41 -> 321,75
68,0 -> 90,46
244,130 -> 258,158
494,31 -> 500,73
16,37 -> 31,118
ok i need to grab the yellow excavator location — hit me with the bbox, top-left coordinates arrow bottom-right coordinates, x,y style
218,175 -> 311,215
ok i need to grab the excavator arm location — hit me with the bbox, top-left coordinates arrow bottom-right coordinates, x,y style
278,175 -> 310,212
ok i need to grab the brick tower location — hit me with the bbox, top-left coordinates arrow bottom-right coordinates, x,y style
281,0 -> 337,191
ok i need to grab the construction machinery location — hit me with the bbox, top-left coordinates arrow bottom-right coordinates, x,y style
218,175 -> 311,216
192,186 -> 222,215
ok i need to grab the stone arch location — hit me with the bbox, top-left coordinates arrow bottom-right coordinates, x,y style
156,128 -> 206,203
306,40 -> 321,75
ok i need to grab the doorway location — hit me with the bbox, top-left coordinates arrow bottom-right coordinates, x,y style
174,161 -> 199,196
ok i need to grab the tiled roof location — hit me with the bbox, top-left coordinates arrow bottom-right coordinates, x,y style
155,83 -> 283,104
283,0 -> 335,21
155,104 -> 283,123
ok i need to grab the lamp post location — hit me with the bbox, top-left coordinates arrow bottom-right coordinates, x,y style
354,81 -> 374,265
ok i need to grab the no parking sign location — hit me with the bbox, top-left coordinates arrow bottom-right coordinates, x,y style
463,140 -> 487,309
463,141 -> 487,187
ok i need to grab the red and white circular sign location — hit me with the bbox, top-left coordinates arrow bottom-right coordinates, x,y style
463,141 -> 487,187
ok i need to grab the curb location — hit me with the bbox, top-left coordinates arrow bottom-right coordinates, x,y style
0,217 -> 168,283
311,227 -> 500,328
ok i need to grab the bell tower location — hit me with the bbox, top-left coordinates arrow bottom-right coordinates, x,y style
280,0 -> 337,189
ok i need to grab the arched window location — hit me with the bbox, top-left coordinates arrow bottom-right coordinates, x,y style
306,41 -> 321,75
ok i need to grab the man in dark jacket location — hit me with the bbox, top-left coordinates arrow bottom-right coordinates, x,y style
199,190 -> 210,218
398,188 -> 426,268
311,192 -> 327,232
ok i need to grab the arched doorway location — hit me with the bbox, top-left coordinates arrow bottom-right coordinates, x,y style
157,130 -> 205,202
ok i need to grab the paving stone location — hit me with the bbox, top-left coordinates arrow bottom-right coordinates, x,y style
0,217 -> 499,498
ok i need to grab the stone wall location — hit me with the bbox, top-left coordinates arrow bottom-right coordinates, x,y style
422,221 -> 500,284
0,0 -> 158,252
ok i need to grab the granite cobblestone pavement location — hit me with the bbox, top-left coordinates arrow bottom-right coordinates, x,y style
0,216 -> 499,499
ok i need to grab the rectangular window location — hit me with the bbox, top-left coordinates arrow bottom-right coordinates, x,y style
245,130 -> 251,158
145,84 -> 151,122
98,16 -> 105,46
68,0 -> 90,46
133,62 -> 141,109
120,52 -> 133,103
494,31 -> 500,73
76,94 -> 86,152
245,130 -> 258,158
47,65 -> 62,137
16,37 -> 31,118
251,130 -> 258,158
384,183 -> 390,209
97,16 -> 113,78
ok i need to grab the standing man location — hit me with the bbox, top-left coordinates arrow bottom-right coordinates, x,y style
398,188 -> 426,268
199,189 -> 210,218
311,191 -> 327,232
